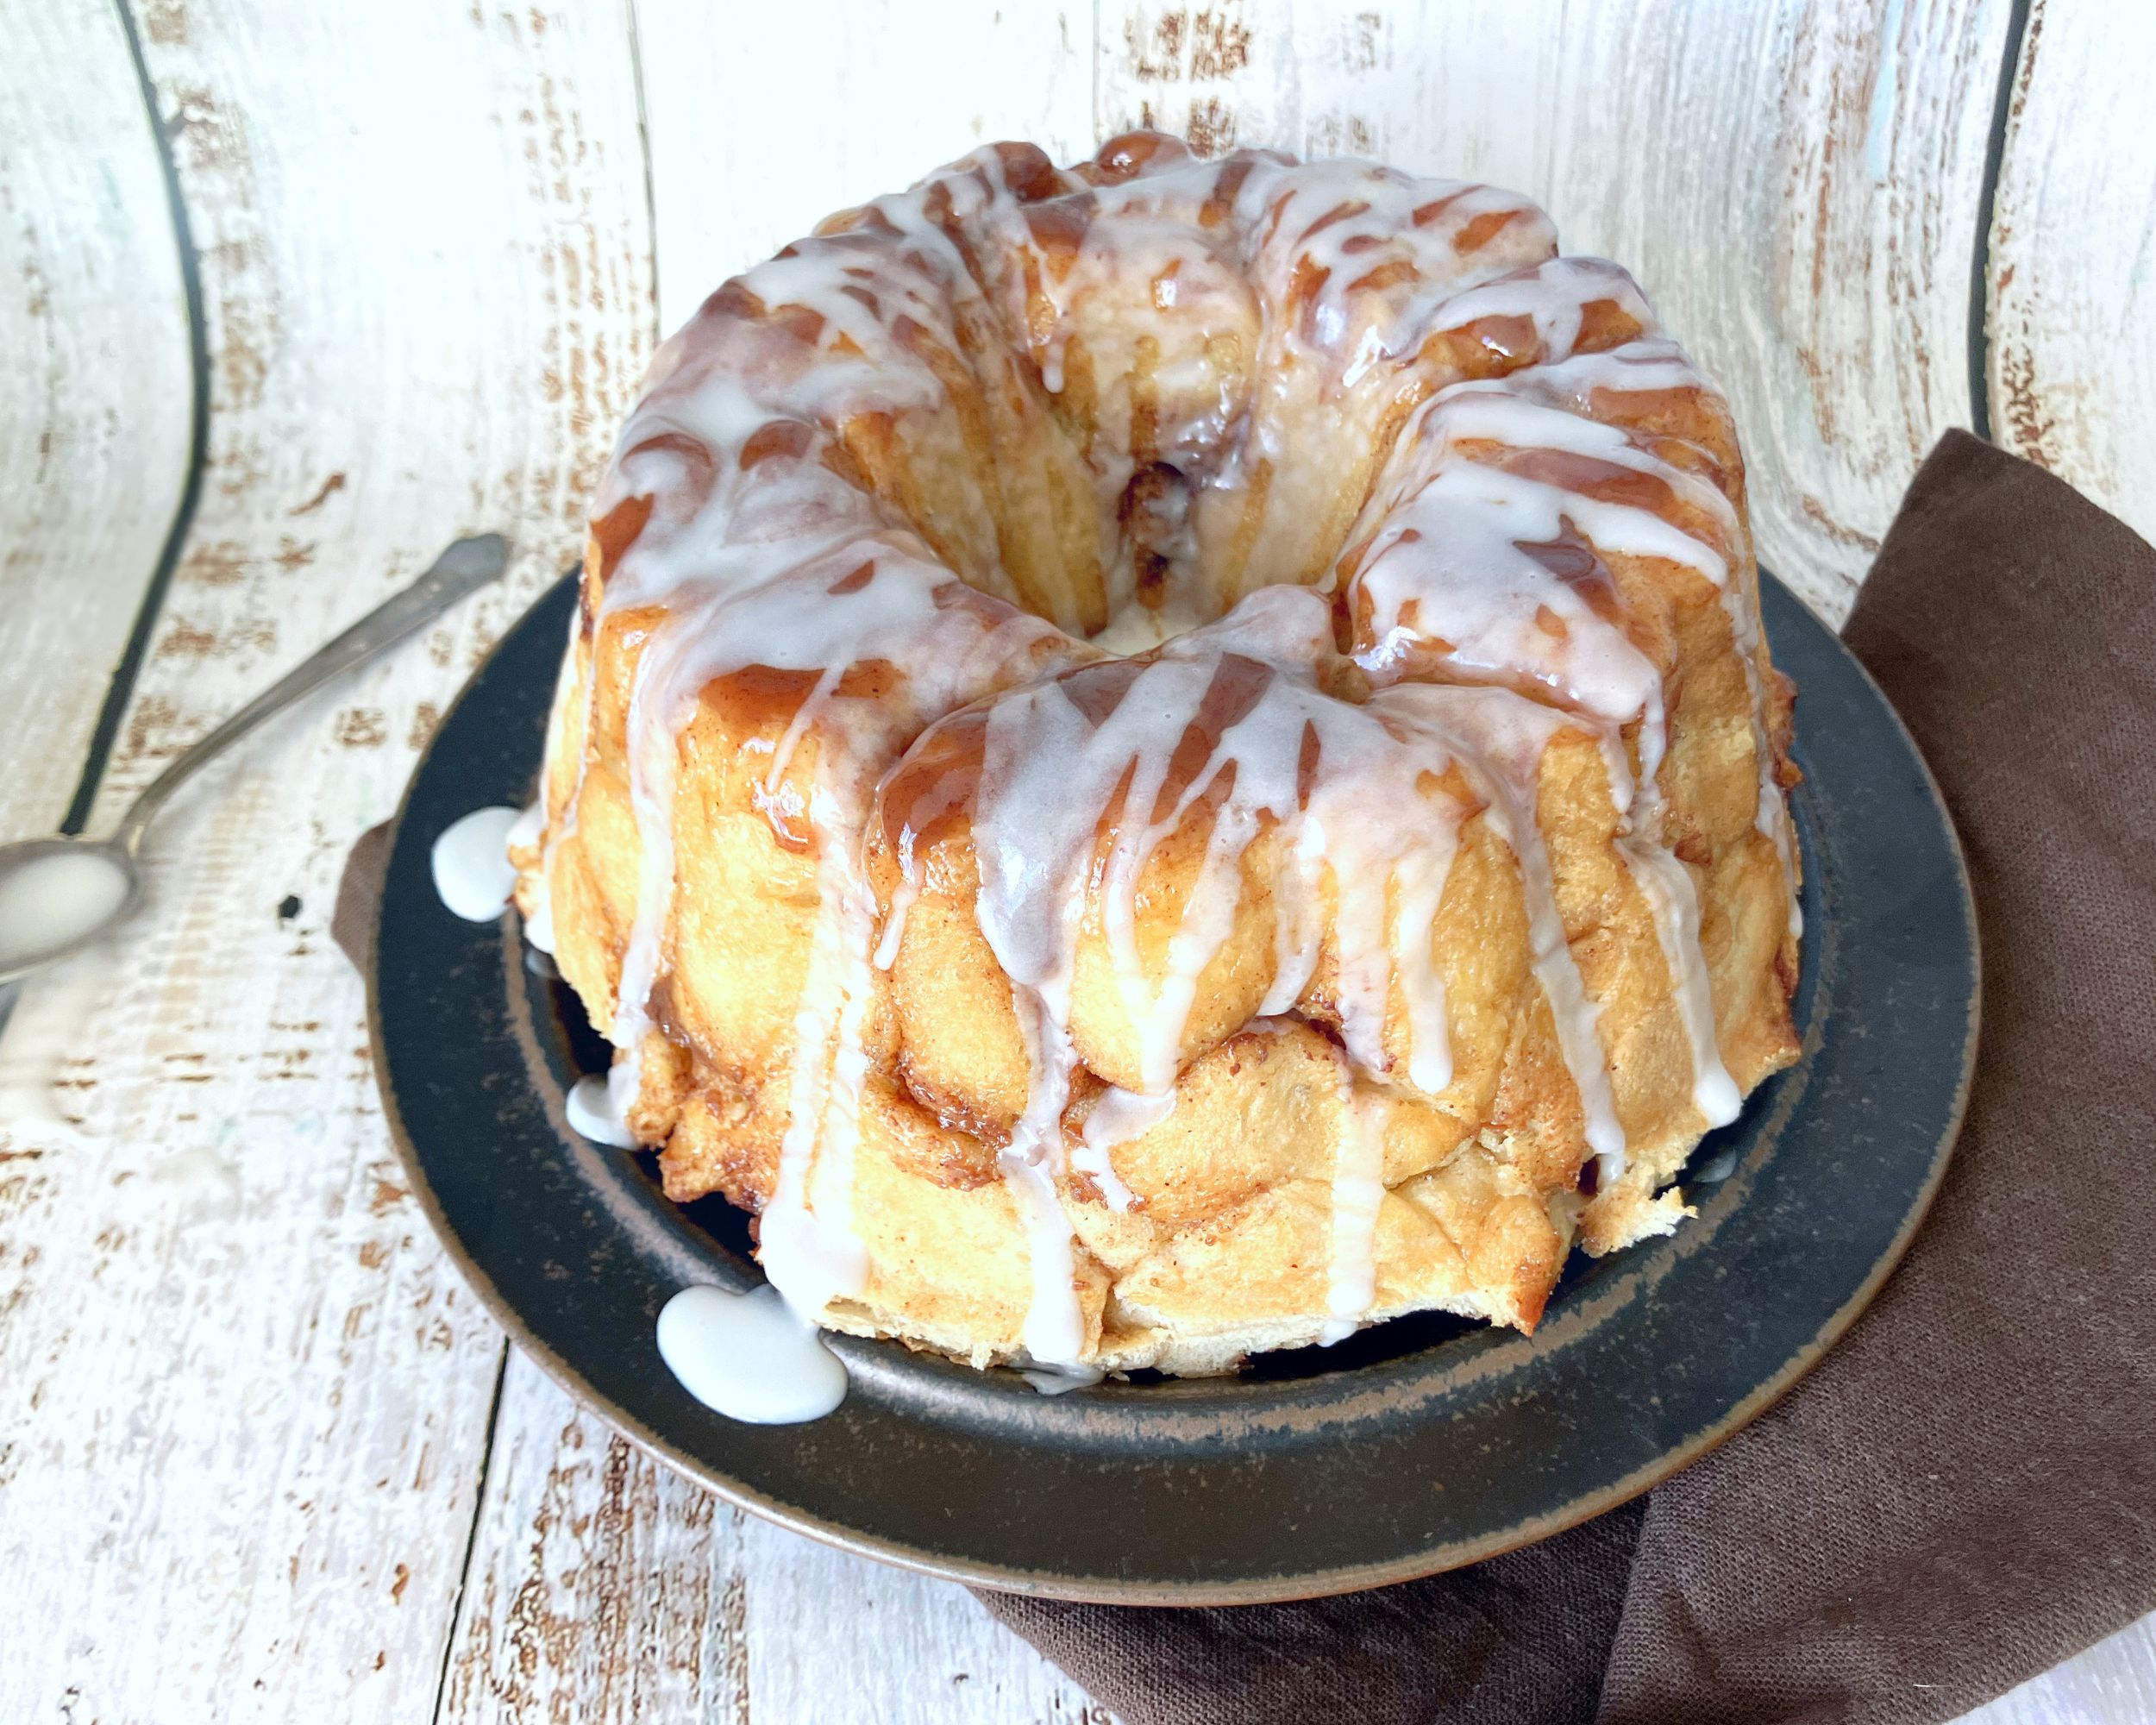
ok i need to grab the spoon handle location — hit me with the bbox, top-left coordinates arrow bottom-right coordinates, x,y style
112,533 -> 511,851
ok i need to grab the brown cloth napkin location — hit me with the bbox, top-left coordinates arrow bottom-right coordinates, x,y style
977,430 -> 2156,1723
336,432 -> 2156,1723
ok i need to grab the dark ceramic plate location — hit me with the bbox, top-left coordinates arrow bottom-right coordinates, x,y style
370,570 -> 1977,1604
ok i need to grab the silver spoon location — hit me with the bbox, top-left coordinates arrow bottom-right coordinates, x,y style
0,532 -> 511,986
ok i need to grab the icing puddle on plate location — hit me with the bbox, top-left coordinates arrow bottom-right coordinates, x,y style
655,1284 -> 848,1424
430,805 -> 523,921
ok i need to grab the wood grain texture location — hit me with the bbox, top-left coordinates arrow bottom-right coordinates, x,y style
444,1351 -> 1108,1724
0,0 -> 191,832
633,0 -> 1094,330
0,0 -> 650,1717
1985,0 -> 2156,546
1102,0 -> 2011,624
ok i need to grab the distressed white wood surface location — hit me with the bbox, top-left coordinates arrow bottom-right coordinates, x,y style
636,0 -> 1094,331
0,0 -> 191,831
444,1352 -> 1110,1724
1985,0 -> 2156,548
3,1 -> 2153,1721
0,0 -> 650,1716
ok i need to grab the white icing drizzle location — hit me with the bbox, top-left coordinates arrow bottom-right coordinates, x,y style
567,1073 -> 636,1148
1090,594 -> 1207,656
515,133 -> 1799,1367
1321,1077 -> 1388,1343
528,596 -> 586,927
1500,338 -> 1802,942
1344,336 -> 1784,1133
1258,819 -> 1326,1017
1622,822 -> 1742,1127
1005,1130 -> 1087,1365
614,546 -> 1068,1325
758,832 -> 876,1317
957,143 -> 1562,610
966,587 -> 1474,1124
655,1284 -> 848,1424
567,215 -> 1107,1333
523,880 -> 556,956
870,875 -> 917,970
1764,777 -> 1802,938
1506,335 -> 1719,405
1381,683 -> 1630,1171
505,798 -> 546,853
1419,255 -> 1651,361
1020,1362 -> 1106,1395
1075,1087 -> 1175,1211
505,798 -> 555,953
431,806 -> 523,921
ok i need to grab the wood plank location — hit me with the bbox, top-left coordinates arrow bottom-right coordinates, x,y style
634,0 -> 1094,329
1100,0 -> 2013,624
1985,0 -> 2156,545
0,0 -> 192,832
0,1 -> 651,1718
443,1351 -> 1110,1723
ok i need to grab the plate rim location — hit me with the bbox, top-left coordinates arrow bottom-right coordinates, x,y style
367,569 -> 1979,1605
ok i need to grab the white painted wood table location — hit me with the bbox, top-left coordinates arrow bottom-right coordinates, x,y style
3,2 -> 2152,1718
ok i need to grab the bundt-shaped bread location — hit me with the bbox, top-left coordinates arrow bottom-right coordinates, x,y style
513,133 -> 1802,1378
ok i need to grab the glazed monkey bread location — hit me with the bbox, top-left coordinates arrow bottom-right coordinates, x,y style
513,132 -> 1802,1379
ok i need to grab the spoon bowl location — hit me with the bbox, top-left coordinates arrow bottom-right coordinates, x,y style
0,837 -> 143,985
0,532 -> 508,989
